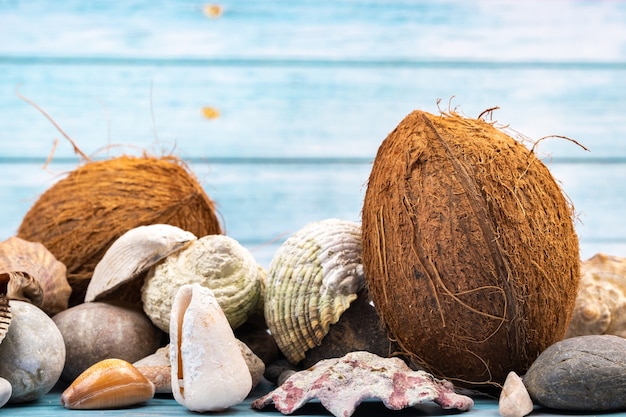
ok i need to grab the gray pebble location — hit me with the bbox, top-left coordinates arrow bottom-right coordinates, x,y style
524,335 -> 626,411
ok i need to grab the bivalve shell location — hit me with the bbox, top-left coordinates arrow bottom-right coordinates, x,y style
0,236 -> 70,316
142,234 -> 263,332
61,358 -> 155,409
84,224 -> 197,303
264,218 -> 365,364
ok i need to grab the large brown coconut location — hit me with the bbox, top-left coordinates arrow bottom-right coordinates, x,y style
361,110 -> 580,391
17,155 -> 221,306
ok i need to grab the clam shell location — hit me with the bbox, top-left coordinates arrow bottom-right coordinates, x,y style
141,234 -> 263,332
264,218 -> 365,364
84,224 -> 197,303
0,295 -> 10,345
61,358 -> 155,409
0,236 -> 70,316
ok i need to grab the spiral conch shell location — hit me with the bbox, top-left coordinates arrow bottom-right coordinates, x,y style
566,253 -> 626,338
141,234 -> 263,332
170,283 -> 252,412
264,218 -> 365,364
0,236 -> 70,316
84,224 -> 197,303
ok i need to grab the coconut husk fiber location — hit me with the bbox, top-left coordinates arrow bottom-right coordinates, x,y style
17,155 -> 221,306
361,110 -> 580,391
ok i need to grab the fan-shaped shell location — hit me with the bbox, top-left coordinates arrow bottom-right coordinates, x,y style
264,218 -> 365,364
84,224 -> 197,303
0,236 -> 70,316
141,234 -> 263,332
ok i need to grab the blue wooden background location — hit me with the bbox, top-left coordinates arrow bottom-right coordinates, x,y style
0,0 -> 626,415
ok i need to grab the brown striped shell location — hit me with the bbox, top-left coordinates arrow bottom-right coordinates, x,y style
0,295 -> 10,345
0,236 -> 70,316
264,218 -> 365,364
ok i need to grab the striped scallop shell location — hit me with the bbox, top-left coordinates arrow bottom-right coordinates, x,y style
0,236 -> 70,316
264,218 -> 365,364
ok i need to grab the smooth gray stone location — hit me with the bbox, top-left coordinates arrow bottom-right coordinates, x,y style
524,335 -> 626,411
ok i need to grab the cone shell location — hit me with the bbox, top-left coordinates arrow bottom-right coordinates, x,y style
84,224 -> 197,303
0,295 -> 10,345
264,218 -> 365,364
0,236 -> 70,316
141,234 -> 263,332
170,284 -> 252,412
566,253 -> 626,338
61,358 -> 155,409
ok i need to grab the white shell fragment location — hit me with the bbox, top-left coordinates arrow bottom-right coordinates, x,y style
264,218 -> 365,364
84,224 -> 196,302
170,284 -> 252,412
566,253 -> 626,338
142,234 -> 263,332
499,371 -> 533,417
252,351 -> 474,417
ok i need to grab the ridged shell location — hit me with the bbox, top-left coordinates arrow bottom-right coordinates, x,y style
566,253 -> 626,338
0,295 -> 10,345
84,224 -> 197,303
264,218 -> 365,364
0,236 -> 70,316
141,234 -> 263,332
61,358 -> 155,409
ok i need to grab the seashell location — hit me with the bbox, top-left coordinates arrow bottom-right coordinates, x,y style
142,234 -> 263,332
0,236 -> 70,316
0,295 -> 11,345
52,302 -> 163,382
84,224 -> 197,303
264,218 -> 365,364
566,253 -> 626,338
133,346 -> 171,394
0,377 -> 11,408
61,358 -> 155,409
0,300 -> 66,403
170,283 -> 252,412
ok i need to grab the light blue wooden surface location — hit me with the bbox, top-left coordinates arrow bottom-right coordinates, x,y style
1,1 -> 626,415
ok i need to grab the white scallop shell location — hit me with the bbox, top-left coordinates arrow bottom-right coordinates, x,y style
264,218 -> 365,364
84,224 -> 197,302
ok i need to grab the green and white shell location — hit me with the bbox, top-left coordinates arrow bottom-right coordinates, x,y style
264,218 -> 365,364
141,234 -> 264,332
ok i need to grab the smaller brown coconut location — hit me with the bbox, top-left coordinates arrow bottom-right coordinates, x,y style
17,155 -> 221,306
361,109 -> 580,391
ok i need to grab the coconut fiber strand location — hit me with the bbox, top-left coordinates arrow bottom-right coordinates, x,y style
361,110 -> 580,390
17,155 -> 221,306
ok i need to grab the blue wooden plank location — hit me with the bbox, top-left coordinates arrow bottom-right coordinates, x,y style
1,64 -> 624,159
1,0 -> 625,62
